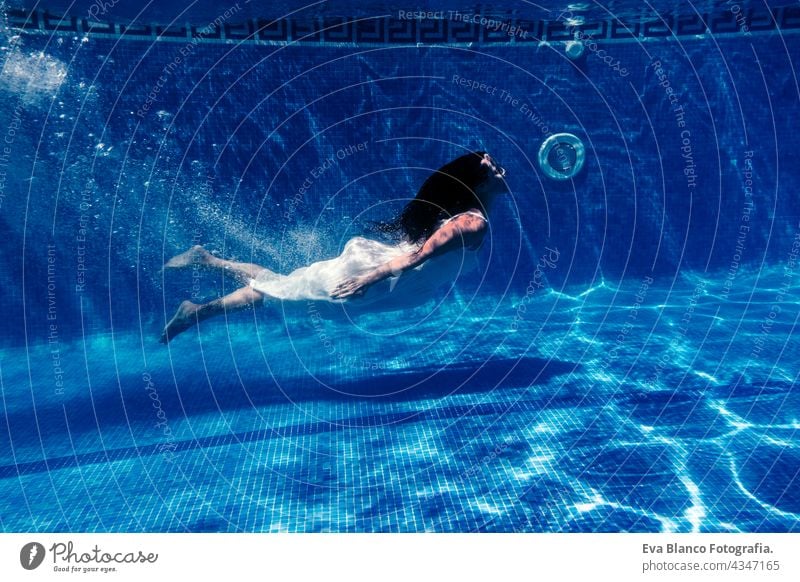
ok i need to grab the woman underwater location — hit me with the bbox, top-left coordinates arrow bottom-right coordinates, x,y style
161,151 -> 508,343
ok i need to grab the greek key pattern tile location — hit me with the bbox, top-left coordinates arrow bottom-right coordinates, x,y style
6,7 -> 800,45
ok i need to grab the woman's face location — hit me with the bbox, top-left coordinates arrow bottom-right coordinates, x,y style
480,153 -> 508,194
481,153 -> 506,178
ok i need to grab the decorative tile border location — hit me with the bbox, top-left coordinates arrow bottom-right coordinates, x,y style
5,6 -> 800,46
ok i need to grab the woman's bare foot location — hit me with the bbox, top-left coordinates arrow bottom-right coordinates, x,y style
160,301 -> 200,343
164,245 -> 212,269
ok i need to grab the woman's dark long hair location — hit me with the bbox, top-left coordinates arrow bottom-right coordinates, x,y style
375,151 -> 492,243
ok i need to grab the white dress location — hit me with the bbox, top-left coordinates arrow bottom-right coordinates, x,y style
248,211 -> 485,317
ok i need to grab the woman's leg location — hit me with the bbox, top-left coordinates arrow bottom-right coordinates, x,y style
164,245 -> 267,285
160,286 -> 266,343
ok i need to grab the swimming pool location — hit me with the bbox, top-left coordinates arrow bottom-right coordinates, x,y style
0,1 -> 798,532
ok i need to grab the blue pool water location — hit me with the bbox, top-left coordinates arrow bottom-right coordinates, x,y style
1,1 -> 799,532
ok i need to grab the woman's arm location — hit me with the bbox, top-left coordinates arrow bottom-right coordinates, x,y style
330,213 -> 486,299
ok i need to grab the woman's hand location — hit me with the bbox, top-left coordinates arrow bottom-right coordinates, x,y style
330,275 -> 371,299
